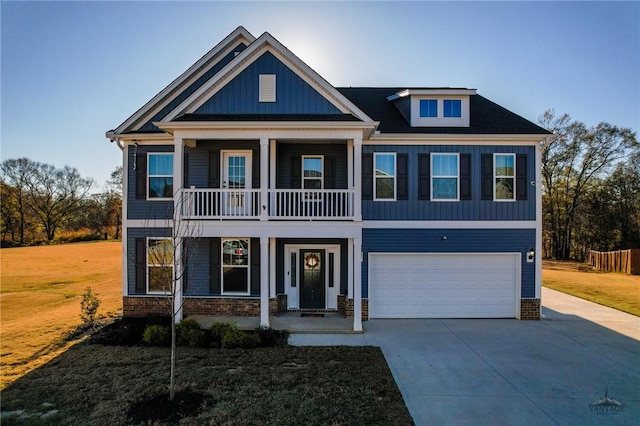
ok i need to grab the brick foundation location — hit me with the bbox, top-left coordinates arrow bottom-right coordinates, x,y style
277,294 -> 288,313
123,296 -> 279,317
520,298 -> 541,320
344,298 -> 369,321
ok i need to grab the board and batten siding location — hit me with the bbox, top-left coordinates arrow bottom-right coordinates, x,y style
195,51 -> 342,115
127,145 -> 174,220
138,45 -> 248,132
362,228 -> 536,299
362,144 -> 536,221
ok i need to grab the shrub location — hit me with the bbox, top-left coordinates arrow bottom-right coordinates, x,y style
210,322 -> 237,347
80,287 -> 101,327
176,318 -> 207,348
256,327 -> 289,347
142,324 -> 170,346
221,327 -> 260,349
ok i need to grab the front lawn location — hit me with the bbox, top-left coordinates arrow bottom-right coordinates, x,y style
0,343 -> 414,425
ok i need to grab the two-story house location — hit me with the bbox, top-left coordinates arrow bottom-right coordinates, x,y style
106,27 -> 551,332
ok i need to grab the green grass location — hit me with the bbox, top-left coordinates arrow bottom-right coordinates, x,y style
0,343 -> 414,425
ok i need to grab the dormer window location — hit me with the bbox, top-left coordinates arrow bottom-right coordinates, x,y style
419,99 -> 438,117
388,89 -> 475,128
443,99 -> 462,117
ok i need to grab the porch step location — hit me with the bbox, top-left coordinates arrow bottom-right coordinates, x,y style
286,309 -> 340,315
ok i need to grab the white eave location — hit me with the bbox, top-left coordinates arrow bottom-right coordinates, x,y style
369,133 -> 550,143
387,88 -> 477,101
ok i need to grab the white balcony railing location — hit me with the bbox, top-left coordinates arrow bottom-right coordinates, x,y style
180,188 -> 355,220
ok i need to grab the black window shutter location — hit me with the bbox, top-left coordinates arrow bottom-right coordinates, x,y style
291,156 -> 301,189
362,153 -> 373,200
182,239 -> 189,295
397,154 -> 408,200
252,147 -> 260,189
516,154 -> 528,200
324,156 -> 336,189
208,151 -> 220,188
250,239 -> 260,296
135,153 -> 147,200
460,154 -> 472,200
209,238 -> 221,294
481,154 -> 494,200
135,238 -> 147,294
418,153 -> 430,200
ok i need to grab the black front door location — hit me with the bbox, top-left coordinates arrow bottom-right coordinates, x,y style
300,249 -> 325,309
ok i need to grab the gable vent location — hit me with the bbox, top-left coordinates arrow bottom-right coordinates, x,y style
259,74 -> 276,102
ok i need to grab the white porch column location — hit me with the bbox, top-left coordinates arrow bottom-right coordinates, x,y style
353,138 -> 362,221
260,236 -> 270,328
269,237 -> 276,298
173,138 -> 185,323
260,138 -> 269,221
353,237 -> 362,332
269,139 -> 276,217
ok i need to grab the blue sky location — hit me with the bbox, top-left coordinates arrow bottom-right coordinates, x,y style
2,1 -> 638,188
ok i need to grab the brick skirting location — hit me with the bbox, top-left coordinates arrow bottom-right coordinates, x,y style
520,298 -> 541,320
123,296 -> 279,317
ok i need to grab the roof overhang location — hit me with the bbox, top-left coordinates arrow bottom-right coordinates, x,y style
387,88 -> 477,101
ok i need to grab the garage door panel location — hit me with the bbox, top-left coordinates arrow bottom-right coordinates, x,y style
369,253 -> 518,318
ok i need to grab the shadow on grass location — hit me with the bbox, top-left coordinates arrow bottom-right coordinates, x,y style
0,341 -> 414,425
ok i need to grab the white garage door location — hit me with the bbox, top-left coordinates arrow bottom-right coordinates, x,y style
368,253 -> 519,318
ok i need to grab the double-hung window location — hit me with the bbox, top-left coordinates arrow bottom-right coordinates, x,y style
431,153 -> 459,201
148,153 -> 174,199
494,153 -> 515,201
147,238 -> 173,293
221,238 -> 250,294
374,153 -> 396,200
302,156 -> 323,189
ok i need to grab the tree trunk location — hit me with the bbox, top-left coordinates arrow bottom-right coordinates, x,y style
170,318 -> 176,401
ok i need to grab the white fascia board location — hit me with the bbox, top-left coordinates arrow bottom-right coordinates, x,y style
156,121 -> 378,140
363,220 -> 537,229
387,88 -> 477,101
367,134 -> 549,145
112,27 -> 256,135
164,32 -> 375,124
114,134 -> 174,144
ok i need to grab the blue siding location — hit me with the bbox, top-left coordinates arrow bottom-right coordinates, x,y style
276,142 -> 348,189
126,228 -> 172,295
195,51 -> 342,115
139,45 -> 248,131
362,145 -> 536,221
184,239 -> 211,296
128,145 -> 174,220
362,228 -> 536,298
185,140 -> 260,188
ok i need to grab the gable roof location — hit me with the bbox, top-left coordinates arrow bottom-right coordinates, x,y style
338,87 -> 551,135
161,31 -> 373,124
110,26 -> 256,135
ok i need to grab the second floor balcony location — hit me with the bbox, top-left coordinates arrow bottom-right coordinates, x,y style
181,187 -> 356,220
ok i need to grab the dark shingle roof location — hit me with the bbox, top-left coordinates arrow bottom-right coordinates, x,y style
338,88 -> 551,135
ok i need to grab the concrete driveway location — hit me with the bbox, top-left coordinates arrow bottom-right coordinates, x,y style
290,288 -> 640,425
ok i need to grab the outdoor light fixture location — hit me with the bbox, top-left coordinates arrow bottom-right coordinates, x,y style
526,248 -> 535,263
442,236 -> 448,241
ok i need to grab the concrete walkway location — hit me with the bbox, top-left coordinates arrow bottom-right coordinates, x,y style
290,288 -> 640,425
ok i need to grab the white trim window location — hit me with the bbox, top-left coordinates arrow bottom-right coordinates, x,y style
494,153 -> 516,201
302,155 -> 323,189
221,238 -> 250,294
147,238 -> 173,294
431,153 -> 459,201
374,152 -> 396,201
148,153 -> 174,199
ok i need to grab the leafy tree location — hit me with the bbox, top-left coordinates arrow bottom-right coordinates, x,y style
539,110 -> 638,259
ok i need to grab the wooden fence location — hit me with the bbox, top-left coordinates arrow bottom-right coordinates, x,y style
588,249 -> 640,275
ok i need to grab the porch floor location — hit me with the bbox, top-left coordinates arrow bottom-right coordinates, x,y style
190,312 -> 358,334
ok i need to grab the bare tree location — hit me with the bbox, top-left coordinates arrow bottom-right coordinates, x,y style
539,110 -> 638,259
26,163 -> 94,241
0,158 -> 36,244
136,191 -> 205,401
